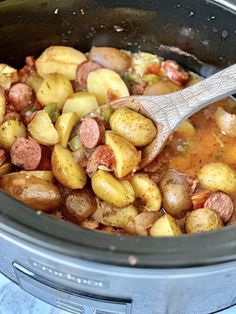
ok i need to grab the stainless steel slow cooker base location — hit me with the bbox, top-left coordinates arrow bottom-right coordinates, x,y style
2,229 -> 236,314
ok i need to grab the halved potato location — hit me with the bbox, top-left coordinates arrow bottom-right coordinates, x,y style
0,64 -> 19,89
0,120 -> 27,150
35,46 -> 87,80
36,74 -> 73,109
55,112 -> 78,148
87,68 -> 129,105
28,111 -> 59,146
26,76 -> 43,93
105,131 -> 141,178
0,89 -> 6,124
91,170 -> 135,207
19,170 -> 54,182
63,92 -> 99,119
131,173 -> 162,211
176,120 -> 195,138
150,214 -> 183,237
52,144 -> 87,189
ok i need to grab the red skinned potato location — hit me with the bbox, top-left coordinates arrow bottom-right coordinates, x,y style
89,47 -> 131,73
0,172 -> 62,211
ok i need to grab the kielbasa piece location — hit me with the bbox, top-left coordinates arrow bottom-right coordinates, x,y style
160,60 -> 190,86
76,60 -> 101,89
86,145 -> 115,175
64,187 -> 97,223
8,83 -> 33,112
3,112 -> 21,122
204,191 -> 234,222
10,137 -> 42,170
79,117 -> 105,149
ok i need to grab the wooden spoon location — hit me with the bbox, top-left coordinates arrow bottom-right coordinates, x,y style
109,63 -> 236,168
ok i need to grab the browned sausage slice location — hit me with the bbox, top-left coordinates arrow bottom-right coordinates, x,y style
8,83 -> 33,112
160,60 -> 190,86
79,117 -> 105,149
10,137 -> 42,170
204,191 -> 234,222
76,60 -> 101,89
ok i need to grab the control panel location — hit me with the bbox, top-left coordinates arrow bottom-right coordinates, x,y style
13,262 -> 132,314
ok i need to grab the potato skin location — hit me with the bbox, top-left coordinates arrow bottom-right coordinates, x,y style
0,120 -> 26,150
63,187 -> 97,223
198,162 -> 236,193
160,170 -> 192,218
110,108 -> 156,147
131,173 -> 162,211
0,172 -> 62,211
91,170 -> 134,208
185,208 -> 223,234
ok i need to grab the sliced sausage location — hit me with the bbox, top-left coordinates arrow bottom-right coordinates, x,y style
160,60 -> 190,86
8,83 -> 33,112
10,137 -> 42,170
3,111 -> 21,122
0,149 -> 7,167
64,187 -> 97,223
79,117 -> 105,149
36,145 -> 52,170
76,60 -> 101,89
204,191 -> 234,223
89,47 -> 131,73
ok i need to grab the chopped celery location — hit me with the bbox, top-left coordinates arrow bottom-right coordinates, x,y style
69,135 -> 82,152
44,103 -> 59,123
143,74 -> 159,84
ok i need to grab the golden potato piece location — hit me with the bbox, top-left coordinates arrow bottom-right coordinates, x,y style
0,120 -> 26,150
87,68 -> 129,105
35,45 -> 87,80
26,76 -> 43,93
19,170 -> 54,182
110,108 -> 156,146
131,173 -> 162,211
176,120 -> 195,138
0,64 -> 19,89
150,214 -> 182,237
52,144 -> 87,189
105,131 -> 141,178
63,92 -> 98,119
92,199 -> 138,228
36,73 -> 73,110
0,172 -> 62,211
91,170 -> 135,208
185,208 -> 223,234
55,112 -> 78,148
0,89 -> 6,124
125,211 -> 161,236
198,162 -> 236,193
28,111 -> 59,146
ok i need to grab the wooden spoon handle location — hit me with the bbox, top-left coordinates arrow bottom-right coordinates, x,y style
159,63 -> 236,129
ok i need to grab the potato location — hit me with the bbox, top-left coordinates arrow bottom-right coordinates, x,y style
215,107 -> 236,137
0,64 -> 19,89
36,74 -> 73,110
185,208 -> 223,234
63,92 -> 98,119
105,131 -> 141,178
63,187 -> 97,223
0,120 -> 26,150
150,214 -> 183,237
110,108 -> 156,147
19,170 -> 54,182
35,46 -> 87,80
55,112 -> 78,148
160,170 -> 192,217
0,172 -> 62,211
91,170 -> 135,207
198,162 -> 236,193
0,163 -> 12,176
176,120 -> 195,138
131,173 -> 162,211
125,211 -> 161,235
28,111 -> 59,145
0,89 -> 6,124
52,144 -> 87,189
144,79 -> 181,96
26,76 -> 43,93
92,199 -> 138,228
87,68 -> 129,105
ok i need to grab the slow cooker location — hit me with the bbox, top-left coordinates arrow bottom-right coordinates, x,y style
0,1 -> 236,313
